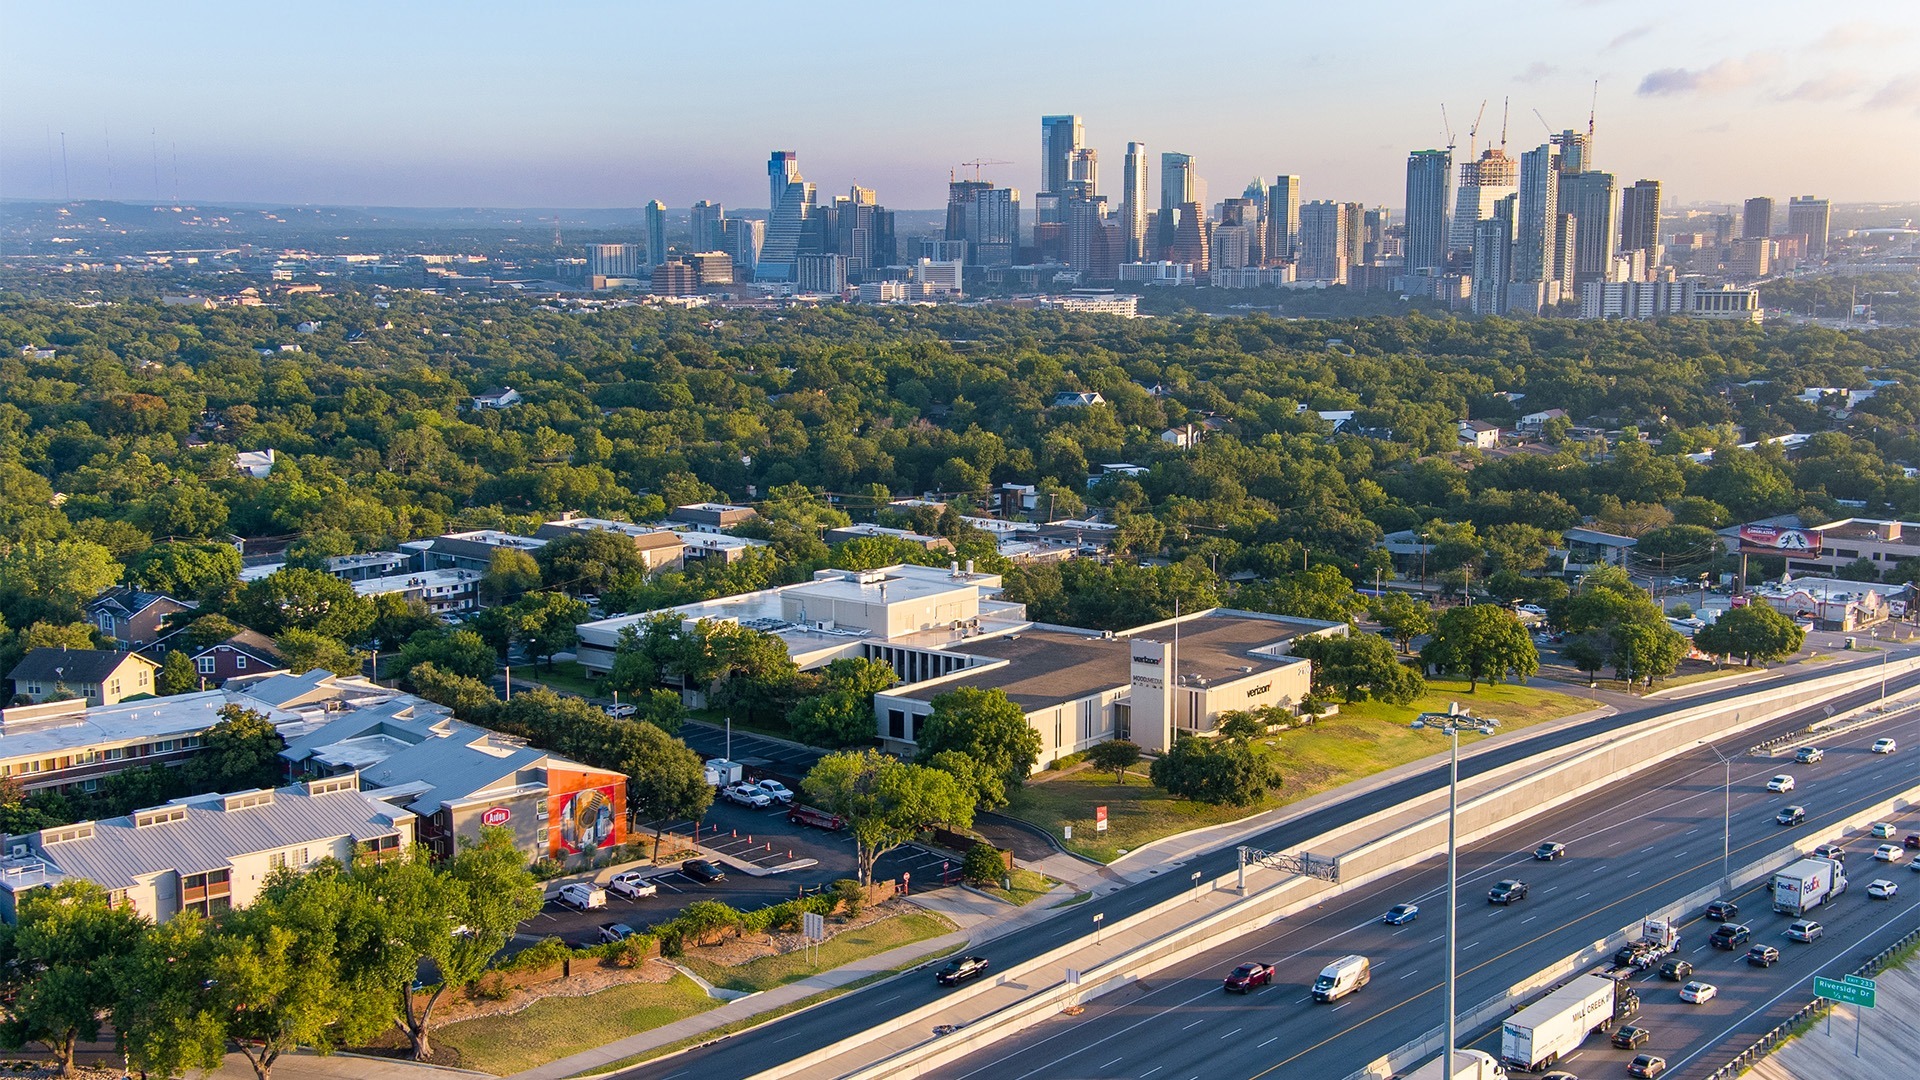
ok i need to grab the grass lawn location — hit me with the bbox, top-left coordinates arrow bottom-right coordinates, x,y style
1005,678 -> 1588,863
680,910 -> 954,994
977,868 -> 1060,907
523,659 -> 600,697
434,975 -> 718,1075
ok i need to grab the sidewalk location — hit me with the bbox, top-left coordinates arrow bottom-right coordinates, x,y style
506,885 -> 1074,1080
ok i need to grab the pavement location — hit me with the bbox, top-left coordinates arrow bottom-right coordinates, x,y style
1746,962 -> 1920,1080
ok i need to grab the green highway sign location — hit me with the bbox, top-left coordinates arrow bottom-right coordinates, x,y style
1843,974 -> 1876,990
1814,976 -> 1876,1008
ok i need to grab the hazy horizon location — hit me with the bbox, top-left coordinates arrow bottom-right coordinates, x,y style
5,1 -> 1918,212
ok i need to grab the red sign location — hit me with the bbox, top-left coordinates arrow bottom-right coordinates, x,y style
481,806 -> 512,826
1095,805 -> 1109,833
1738,523 -> 1822,553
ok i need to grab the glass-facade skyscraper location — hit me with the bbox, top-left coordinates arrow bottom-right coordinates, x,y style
1403,149 -> 1452,277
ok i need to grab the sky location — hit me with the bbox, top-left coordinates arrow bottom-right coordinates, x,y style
3,0 -> 1919,212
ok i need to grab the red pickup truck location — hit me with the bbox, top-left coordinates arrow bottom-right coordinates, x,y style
1223,962 -> 1275,993
788,805 -> 844,831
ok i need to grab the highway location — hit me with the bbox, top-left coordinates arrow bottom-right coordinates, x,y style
921,688 -> 1920,1080
617,658 -> 1919,1080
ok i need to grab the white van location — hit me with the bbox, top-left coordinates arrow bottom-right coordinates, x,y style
557,882 -> 607,910
1312,954 -> 1371,1002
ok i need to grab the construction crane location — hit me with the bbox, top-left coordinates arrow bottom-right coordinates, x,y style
1588,79 -> 1599,141
1499,96 -> 1510,151
1533,108 -> 1555,137
1440,104 -> 1455,152
1466,100 -> 1487,157
951,158 -> 1012,183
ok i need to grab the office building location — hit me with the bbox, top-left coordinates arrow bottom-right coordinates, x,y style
830,186 -> 896,278
1170,201 -> 1210,274
1619,180 -> 1663,268
1403,149 -> 1452,277
1787,196 -> 1831,258
1558,171 -> 1616,285
1363,207 -> 1391,265
1065,194 -> 1115,278
690,200 -> 724,251
687,250 -> 734,285
795,253 -> 848,294
1471,195 -> 1516,316
1159,153 -> 1196,257
1266,175 -> 1301,262
945,180 -> 1020,267
650,261 -> 698,296
1069,148 -> 1098,193
585,243 -> 641,280
1743,197 -> 1774,240
1448,149 -> 1517,260
757,151 -> 816,281
721,217 -> 764,277
1039,115 -> 1084,224
1298,200 -> 1349,283
645,200 -> 668,266
1121,142 -> 1150,263
1512,143 -> 1559,298
1342,202 -> 1367,274
1730,237 -> 1772,279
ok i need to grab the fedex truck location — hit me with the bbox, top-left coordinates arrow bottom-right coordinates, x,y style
1772,857 -> 1845,916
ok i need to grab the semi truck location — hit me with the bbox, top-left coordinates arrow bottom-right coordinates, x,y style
1772,856 -> 1846,916
1400,1048 -> 1509,1080
1500,973 -> 1621,1072
1610,918 -> 1680,972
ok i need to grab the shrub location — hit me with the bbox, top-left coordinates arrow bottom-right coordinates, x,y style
529,857 -> 566,881
830,878 -> 867,919
963,842 -> 1007,885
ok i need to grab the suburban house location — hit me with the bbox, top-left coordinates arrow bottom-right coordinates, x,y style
1086,463 -> 1149,490
7,648 -> 160,707
1051,391 -> 1107,408
140,627 -> 287,688
1160,425 -> 1202,449
1458,420 -> 1501,449
87,588 -> 195,649
667,502 -> 759,533
470,386 -> 523,410
1517,408 -> 1570,430
0,689 -> 293,795
235,449 -> 278,479
0,775 -> 413,923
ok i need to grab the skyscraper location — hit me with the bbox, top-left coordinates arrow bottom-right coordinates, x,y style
1787,196 -> 1830,258
645,200 -> 668,266
832,185 -> 895,278
1449,149 -> 1517,261
757,151 -> 815,281
1512,143 -> 1559,292
1065,194 -> 1113,277
721,217 -> 763,276
1171,201 -> 1210,273
1121,142 -> 1150,263
1342,202 -> 1367,276
945,180 -> 1021,267
1619,179 -> 1663,266
1298,200 -> 1349,283
1069,148 -> 1098,193
1551,129 -> 1591,176
585,244 -> 640,280
1471,195 -> 1516,316
1403,149 -> 1452,277
1743,197 -> 1774,240
690,200 -> 724,252
1265,175 -> 1301,262
1039,115 -> 1084,225
1559,171 -> 1617,286
1159,153 -> 1196,258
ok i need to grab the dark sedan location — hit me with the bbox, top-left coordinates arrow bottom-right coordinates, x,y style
681,858 -> 728,883
936,955 -> 990,986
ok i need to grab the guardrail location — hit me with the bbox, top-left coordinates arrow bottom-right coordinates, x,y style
1749,692 -> 1920,757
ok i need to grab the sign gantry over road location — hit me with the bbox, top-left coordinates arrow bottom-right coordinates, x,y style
1814,975 -> 1876,1008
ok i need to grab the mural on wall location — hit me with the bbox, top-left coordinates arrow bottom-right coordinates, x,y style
550,784 -> 619,856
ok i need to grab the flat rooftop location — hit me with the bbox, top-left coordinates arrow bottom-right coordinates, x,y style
1123,611 -> 1327,685
895,629 -> 1130,710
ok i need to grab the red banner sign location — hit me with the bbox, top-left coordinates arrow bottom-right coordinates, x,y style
1095,805 -> 1108,833
481,806 -> 511,826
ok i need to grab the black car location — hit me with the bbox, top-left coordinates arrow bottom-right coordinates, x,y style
1489,879 -> 1530,904
1534,842 -> 1567,861
1710,918 -> 1749,945
1659,958 -> 1693,981
681,858 -> 727,883
936,955 -> 990,986
1612,1024 -> 1652,1049
1777,805 -> 1806,826
1746,944 -> 1781,967
1705,899 -> 1738,921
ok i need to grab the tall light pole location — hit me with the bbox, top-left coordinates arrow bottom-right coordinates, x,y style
1416,716 -> 1466,1069
1708,743 -> 1733,890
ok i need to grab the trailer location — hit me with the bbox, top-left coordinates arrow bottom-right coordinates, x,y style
1772,857 -> 1845,916
1401,1048 -> 1509,1080
1500,973 -> 1618,1072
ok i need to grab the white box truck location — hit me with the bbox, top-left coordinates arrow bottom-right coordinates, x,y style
1772,856 -> 1845,916
1500,973 -> 1618,1072
703,758 -> 744,787
1401,1048 -> 1508,1080
1311,955 -> 1371,1002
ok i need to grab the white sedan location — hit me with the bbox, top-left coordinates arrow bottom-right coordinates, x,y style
1678,980 -> 1718,1004
1876,843 -> 1905,862
1766,775 -> 1795,793
1868,878 -> 1900,899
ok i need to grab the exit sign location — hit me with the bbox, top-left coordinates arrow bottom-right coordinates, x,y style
1813,976 -> 1875,1008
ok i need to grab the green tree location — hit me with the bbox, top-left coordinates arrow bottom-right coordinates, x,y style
1290,631 -> 1426,705
923,749 -> 1007,811
622,722 -> 713,860
181,704 -> 286,793
1148,736 -> 1279,806
275,627 -> 363,676
789,657 -> 896,748
0,538 -> 122,626
1608,616 -> 1689,686
1217,712 -> 1266,741
396,627 -> 497,682
919,686 -> 1044,791
503,592 -> 588,671
1370,592 -> 1436,654
962,842 -> 1007,886
368,593 -> 440,652
1421,605 -> 1539,691
1236,564 -> 1365,623
113,912 -> 227,1080
0,880 -> 151,1077
404,662 -> 501,722
1086,738 -> 1142,782
228,568 -> 375,642
1693,604 -> 1805,666
533,530 -> 647,597
480,546 -> 543,605
158,648 -> 199,695
803,749 -> 974,884
126,541 -> 243,599
1562,631 -> 1612,685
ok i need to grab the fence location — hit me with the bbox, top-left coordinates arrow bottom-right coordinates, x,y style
1699,923 -> 1920,1080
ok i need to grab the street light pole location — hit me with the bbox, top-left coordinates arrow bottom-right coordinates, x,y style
1708,743 -> 1732,889
1444,723 -> 1459,1068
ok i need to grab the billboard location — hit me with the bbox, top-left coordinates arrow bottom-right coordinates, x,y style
1738,523 -> 1822,553
549,784 -> 621,856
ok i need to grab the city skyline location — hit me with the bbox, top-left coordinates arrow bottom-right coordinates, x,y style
3,2 -> 1918,210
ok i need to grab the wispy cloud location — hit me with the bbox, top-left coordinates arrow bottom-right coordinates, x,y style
1865,73 -> 1920,113
1637,53 -> 1776,96
1606,24 -> 1653,52
1812,21 -> 1896,51
1778,73 -> 1867,103
1516,61 -> 1556,83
